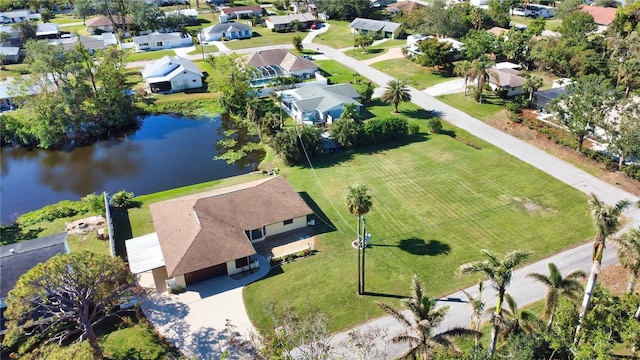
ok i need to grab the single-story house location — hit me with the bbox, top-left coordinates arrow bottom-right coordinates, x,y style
1,233 -> 69,309
290,1 -> 317,13
511,4 -> 554,18
246,48 -> 319,83
579,5 -> 616,32
220,5 -> 264,19
52,32 -> 117,52
200,22 -> 252,42
86,15 -> 133,34
125,176 -> 315,291
0,9 -> 29,24
282,83 -> 362,124
35,22 -> 60,39
165,8 -> 199,24
371,0 -> 395,7
349,18 -> 403,39
141,56 -> 203,93
487,68 -> 525,97
265,13 -> 316,32
387,1 -> 424,14
0,46 -> 20,63
532,86 -> 567,110
470,0 -> 489,8
487,26 -> 509,37
0,26 -> 20,44
133,32 -> 193,52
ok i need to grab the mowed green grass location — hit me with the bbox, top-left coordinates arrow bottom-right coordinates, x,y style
438,92 -> 507,120
224,27 -> 303,50
313,20 -> 353,49
371,58 -> 453,90
244,127 -> 593,334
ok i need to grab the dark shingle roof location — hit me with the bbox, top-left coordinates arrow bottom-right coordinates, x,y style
0,233 -> 68,299
349,18 -> 401,33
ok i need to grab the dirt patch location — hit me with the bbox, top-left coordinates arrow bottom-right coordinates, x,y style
599,264 -> 639,296
65,216 -> 106,235
523,202 -> 543,212
484,111 -> 640,198
271,237 -> 316,258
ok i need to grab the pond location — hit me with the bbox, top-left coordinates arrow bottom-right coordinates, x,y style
0,114 -> 260,224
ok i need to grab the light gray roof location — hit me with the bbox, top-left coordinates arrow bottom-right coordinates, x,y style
0,10 -> 29,19
133,31 -> 190,45
0,47 -> 19,56
141,55 -> 203,81
349,17 -> 401,33
0,233 -> 68,299
36,22 -> 60,36
292,83 -> 361,113
204,22 -> 252,35
267,13 -> 315,25
246,48 -> 317,73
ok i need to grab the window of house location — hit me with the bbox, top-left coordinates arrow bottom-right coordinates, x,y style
283,219 -> 293,225
236,257 -> 249,268
192,79 -> 196,82
156,41 -> 163,47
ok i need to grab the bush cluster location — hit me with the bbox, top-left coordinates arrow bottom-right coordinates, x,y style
331,117 -> 409,150
270,248 -> 312,266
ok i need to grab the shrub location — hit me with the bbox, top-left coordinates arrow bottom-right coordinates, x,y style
17,200 -> 85,227
426,118 -> 443,134
169,286 -> 185,295
81,193 -> 105,215
408,123 -> 420,135
111,190 -> 135,208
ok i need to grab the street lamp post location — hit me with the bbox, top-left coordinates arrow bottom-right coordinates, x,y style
199,28 -> 205,61
361,217 -> 366,294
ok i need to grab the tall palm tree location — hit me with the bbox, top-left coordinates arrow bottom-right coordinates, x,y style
454,60 -> 473,96
377,275 -> 479,359
523,75 -> 544,102
470,55 -> 494,104
461,282 -> 485,348
612,227 -> 640,294
488,293 -> 543,340
457,249 -> 531,358
346,184 -> 372,295
527,262 -> 586,331
575,194 -> 630,343
381,79 -> 411,113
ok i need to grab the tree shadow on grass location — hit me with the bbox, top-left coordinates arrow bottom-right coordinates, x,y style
299,192 -> 336,235
301,133 -> 429,169
400,108 -> 434,119
397,238 -> 451,256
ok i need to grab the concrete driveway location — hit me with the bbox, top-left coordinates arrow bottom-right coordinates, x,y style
140,256 -> 269,360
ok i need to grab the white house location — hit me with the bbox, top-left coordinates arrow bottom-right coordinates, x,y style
486,68 -> 525,97
0,46 -> 20,63
125,176 -> 314,292
265,13 -> 316,32
282,83 -> 362,124
36,22 -> 60,39
0,9 -> 29,24
470,0 -> 489,8
349,18 -> 403,39
406,34 -> 464,59
200,22 -> 252,42
165,8 -> 199,24
132,32 -> 193,52
512,4 -> 554,18
141,56 -> 203,93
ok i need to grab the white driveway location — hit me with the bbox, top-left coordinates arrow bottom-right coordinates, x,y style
140,256 -> 269,360
423,78 -> 466,96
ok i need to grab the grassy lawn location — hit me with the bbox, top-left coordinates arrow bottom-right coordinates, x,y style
188,44 -> 219,55
316,59 -> 359,84
438,92 -> 507,120
371,58 -> 454,90
125,49 -> 176,62
243,117 -> 592,334
224,27 -> 304,50
313,20 -> 354,49
510,16 -> 562,31
50,15 -> 84,25
344,39 -> 405,61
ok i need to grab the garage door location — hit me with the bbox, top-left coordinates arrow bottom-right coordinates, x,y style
184,263 -> 227,285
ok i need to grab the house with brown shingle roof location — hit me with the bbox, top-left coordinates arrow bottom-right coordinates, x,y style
86,15 -> 133,34
246,48 -> 318,80
387,1 -> 424,15
487,68 -> 525,97
579,5 -> 616,31
220,5 -> 264,19
125,176 -> 314,291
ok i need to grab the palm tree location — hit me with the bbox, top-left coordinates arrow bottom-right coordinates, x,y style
381,79 -> 411,113
454,60 -> 473,96
527,262 -> 586,331
612,227 -> 640,294
457,249 -> 531,358
470,55 -> 494,104
489,293 -> 543,340
377,275 -> 479,359
575,194 -> 630,343
346,184 -> 372,295
523,75 -> 544,102
461,282 -> 485,348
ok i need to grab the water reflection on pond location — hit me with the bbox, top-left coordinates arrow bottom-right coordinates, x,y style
1,114 -> 259,224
